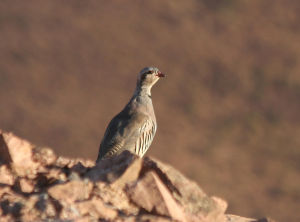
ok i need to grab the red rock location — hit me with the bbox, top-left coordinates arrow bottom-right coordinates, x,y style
19,178 -> 35,193
95,182 -> 139,215
75,198 -> 117,220
55,157 -> 93,170
257,218 -> 277,222
67,158 -> 94,168
121,215 -> 173,222
0,130 -> 277,221
0,165 -> 14,185
0,132 -> 40,176
212,196 -> 228,213
46,168 -> 67,182
204,196 -> 227,222
33,147 -> 57,166
55,156 -> 71,167
111,158 -> 142,188
0,215 -> 14,222
73,158 -> 94,168
87,150 -> 138,183
0,133 -> 12,164
143,157 -> 224,218
0,186 -> 13,199
59,204 -> 80,220
73,217 -> 91,222
127,171 -> 186,222
225,214 -> 256,222
48,180 -> 93,204
70,162 -> 88,175
21,194 -> 57,221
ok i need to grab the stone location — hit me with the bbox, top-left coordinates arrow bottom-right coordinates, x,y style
75,198 -> 117,220
0,133 -> 12,164
47,168 -> 67,182
19,178 -> 35,193
70,162 -> 88,175
0,165 -> 14,185
55,156 -> 71,167
256,218 -> 276,222
59,203 -> 81,220
226,215 -> 256,222
122,215 -> 173,222
0,129 -> 278,222
48,180 -> 93,204
33,147 -> 57,166
142,157 -> 222,217
0,215 -> 14,222
87,150 -> 138,183
0,132 -> 40,176
21,194 -> 57,221
127,171 -> 186,222
94,181 -> 139,215
204,196 -> 227,222
111,158 -> 142,188
73,217 -> 92,222
0,186 -> 13,199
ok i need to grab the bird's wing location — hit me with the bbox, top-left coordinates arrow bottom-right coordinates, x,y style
97,110 -> 156,160
97,112 -> 128,160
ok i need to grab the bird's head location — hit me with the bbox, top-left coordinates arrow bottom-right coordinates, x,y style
137,67 -> 165,89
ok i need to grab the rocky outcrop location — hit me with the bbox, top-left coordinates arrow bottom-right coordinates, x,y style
0,130 -> 276,221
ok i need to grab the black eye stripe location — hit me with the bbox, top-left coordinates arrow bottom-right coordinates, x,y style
144,70 -> 153,75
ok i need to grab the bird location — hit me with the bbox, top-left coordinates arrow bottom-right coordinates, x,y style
96,67 -> 165,162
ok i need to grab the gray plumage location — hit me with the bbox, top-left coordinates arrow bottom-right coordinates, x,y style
96,67 -> 165,162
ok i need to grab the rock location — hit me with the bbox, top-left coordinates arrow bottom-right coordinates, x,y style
0,189 -> 25,219
67,158 -> 94,169
72,217 -> 92,222
225,214 -> 255,222
257,218 -> 277,222
111,158 -> 143,188
122,215 -> 173,222
55,156 -> 71,167
0,186 -> 13,200
0,132 -> 40,177
0,165 -> 14,185
0,134 -> 12,164
75,198 -> 117,220
87,150 -> 138,183
33,147 -> 57,166
48,180 -> 93,204
0,215 -> 14,222
142,157 -> 225,218
127,171 -> 187,222
94,181 -> 139,215
70,162 -> 88,175
225,216 -> 276,222
19,178 -> 35,193
20,193 -> 57,221
0,130 -> 277,221
46,168 -> 67,182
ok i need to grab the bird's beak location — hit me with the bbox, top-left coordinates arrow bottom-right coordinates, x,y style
156,71 -> 166,78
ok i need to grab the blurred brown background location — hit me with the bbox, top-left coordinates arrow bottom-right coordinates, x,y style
1,1 -> 300,221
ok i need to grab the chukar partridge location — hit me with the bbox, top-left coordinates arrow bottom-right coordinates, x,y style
96,67 -> 165,162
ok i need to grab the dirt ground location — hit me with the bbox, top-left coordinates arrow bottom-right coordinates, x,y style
0,1 -> 299,221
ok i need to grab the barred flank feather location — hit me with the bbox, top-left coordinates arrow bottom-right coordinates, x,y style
135,119 -> 157,157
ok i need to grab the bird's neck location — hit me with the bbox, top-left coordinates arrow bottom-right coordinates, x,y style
128,85 -> 154,114
134,85 -> 152,98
